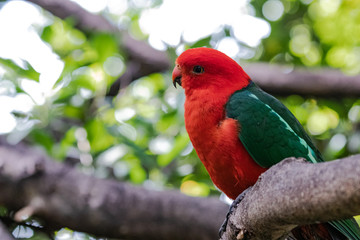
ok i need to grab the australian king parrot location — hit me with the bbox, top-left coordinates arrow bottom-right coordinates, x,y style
172,47 -> 360,240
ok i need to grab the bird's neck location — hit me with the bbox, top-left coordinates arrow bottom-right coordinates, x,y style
184,81 -> 251,130
183,79 -> 252,151
183,87 -> 231,150
185,88 -> 225,124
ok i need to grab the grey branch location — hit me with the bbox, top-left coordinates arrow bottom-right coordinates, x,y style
26,0 -> 360,97
0,221 -> 14,240
220,156 -> 360,240
0,143 -> 228,240
2,143 -> 360,240
244,63 -> 360,97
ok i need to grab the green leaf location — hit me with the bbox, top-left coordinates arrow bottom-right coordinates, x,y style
0,58 -> 40,81
190,36 -> 212,48
129,165 -> 147,184
90,34 -> 118,62
85,119 -> 116,153
157,133 -> 189,166
29,129 -> 55,153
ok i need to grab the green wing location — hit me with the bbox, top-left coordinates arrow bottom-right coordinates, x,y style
226,82 -> 322,167
226,82 -> 360,239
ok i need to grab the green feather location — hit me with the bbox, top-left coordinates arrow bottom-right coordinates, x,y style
226,82 -> 320,167
225,81 -> 360,240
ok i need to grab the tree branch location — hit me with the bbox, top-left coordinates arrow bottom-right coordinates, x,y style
26,0 -> 360,97
220,156 -> 360,240
244,63 -> 360,97
0,143 -> 228,240
0,220 -> 14,240
3,142 -> 360,240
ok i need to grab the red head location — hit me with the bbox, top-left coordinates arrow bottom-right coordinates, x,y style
172,48 -> 251,94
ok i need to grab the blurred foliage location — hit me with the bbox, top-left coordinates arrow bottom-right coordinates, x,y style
0,0 -> 360,239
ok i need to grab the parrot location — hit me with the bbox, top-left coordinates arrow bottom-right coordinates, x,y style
172,47 -> 360,240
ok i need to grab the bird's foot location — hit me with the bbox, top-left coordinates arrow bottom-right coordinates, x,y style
219,187 -> 252,238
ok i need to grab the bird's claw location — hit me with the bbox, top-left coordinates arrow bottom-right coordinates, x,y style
218,187 -> 252,238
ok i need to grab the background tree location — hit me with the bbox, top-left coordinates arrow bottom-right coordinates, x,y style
0,0 -> 360,239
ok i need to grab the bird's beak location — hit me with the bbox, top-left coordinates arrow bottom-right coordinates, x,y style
172,64 -> 182,88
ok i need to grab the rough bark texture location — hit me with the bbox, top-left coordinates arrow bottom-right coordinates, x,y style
0,143 -> 228,240
2,141 -> 360,240
26,0 -> 360,97
220,156 -> 360,240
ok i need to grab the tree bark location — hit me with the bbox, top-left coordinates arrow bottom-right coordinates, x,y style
0,143 -> 228,240
2,144 -> 360,240
220,156 -> 360,240
26,0 -> 360,98
2,141 -> 360,240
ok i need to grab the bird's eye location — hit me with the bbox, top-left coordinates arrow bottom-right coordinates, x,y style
192,65 -> 204,74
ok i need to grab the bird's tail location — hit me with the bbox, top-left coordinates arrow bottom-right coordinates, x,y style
291,223 -> 342,240
329,218 -> 360,240
291,218 -> 360,240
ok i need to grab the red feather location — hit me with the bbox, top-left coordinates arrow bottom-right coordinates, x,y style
173,48 -> 347,240
175,48 -> 266,199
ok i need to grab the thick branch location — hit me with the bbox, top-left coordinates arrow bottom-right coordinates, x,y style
221,156 -> 360,240
0,143 -> 228,240
244,63 -> 360,97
